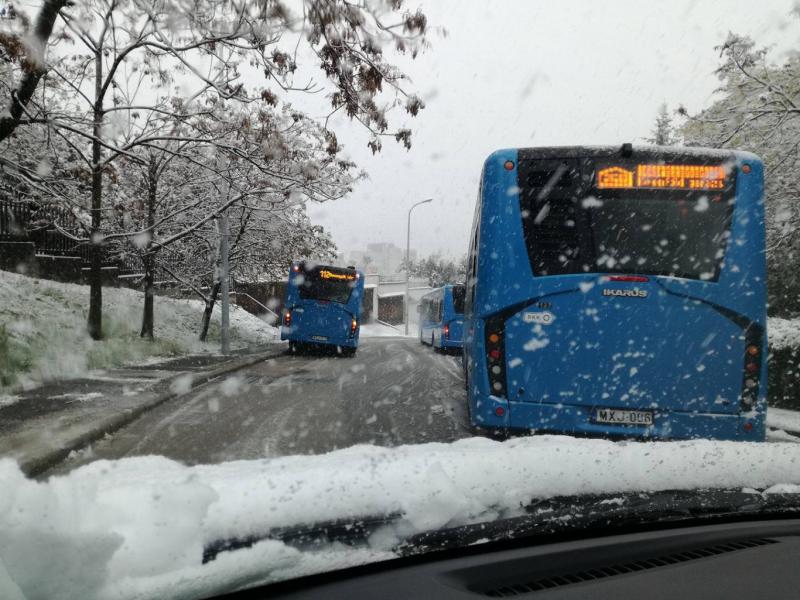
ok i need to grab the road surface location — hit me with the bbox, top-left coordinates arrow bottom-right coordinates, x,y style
56,337 -> 470,472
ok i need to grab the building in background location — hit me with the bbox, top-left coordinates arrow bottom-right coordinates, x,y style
343,243 -> 415,281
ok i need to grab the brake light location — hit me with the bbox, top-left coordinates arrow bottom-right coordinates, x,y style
443,323 -> 450,339
485,316 -> 506,398
292,264 -> 301,273
350,318 -> 358,336
609,275 -> 649,282
283,311 -> 292,327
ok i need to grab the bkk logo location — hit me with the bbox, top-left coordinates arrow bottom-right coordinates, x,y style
602,288 -> 648,298
523,311 -> 555,324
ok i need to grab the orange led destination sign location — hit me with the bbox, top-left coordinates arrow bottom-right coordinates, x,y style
597,164 -> 727,190
320,269 -> 356,281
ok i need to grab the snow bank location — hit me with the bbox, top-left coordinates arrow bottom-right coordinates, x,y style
0,271 -> 278,390
769,317 -> 800,351
2,435 -> 800,599
360,322 -> 405,337
767,407 -> 800,434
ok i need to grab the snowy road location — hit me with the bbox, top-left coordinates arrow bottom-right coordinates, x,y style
54,338 -> 470,472
47,335 -> 800,476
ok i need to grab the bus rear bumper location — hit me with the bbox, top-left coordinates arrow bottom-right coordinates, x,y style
441,338 -> 464,350
470,397 -> 766,442
281,330 -> 358,349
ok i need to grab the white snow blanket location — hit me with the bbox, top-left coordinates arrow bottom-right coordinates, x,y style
769,317 -> 800,351
2,435 -> 800,600
0,271 -> 278,389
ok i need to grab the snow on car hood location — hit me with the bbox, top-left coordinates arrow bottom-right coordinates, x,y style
2,435 -> 800,600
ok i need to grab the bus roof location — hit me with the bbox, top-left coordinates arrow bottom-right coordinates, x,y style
484,145 -> 760,167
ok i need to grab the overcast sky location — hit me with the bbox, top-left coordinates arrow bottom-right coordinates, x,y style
304,0 -> 799,261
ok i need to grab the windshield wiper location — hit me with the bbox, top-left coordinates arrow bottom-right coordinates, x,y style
203,512 -> 403,563
401,489 -> 800,555
202,489 -> 800,564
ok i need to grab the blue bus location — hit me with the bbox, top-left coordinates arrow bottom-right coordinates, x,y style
419,284 -> 466,351
464,145 -> 767,441
281,261 -> 365,356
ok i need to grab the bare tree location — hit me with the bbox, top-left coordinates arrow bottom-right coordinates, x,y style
1,0 -> 430,339
679,32 -> 800,314
403,253 -> 467,288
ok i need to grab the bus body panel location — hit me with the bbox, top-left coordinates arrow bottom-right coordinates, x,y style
283,300 -> 359,347
465,146 -> 767,441
419,288 -> 444,346
281,263 -> 365,350
419,285 -> 465,350
501,281 -> 745,414
443,317 -> 464,349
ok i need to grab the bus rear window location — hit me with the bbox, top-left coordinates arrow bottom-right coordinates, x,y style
297,266 -> 357,304
452,286 -> 466,314
518,158 -> 736,281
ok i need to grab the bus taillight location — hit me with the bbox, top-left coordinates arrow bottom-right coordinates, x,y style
443,324 -> 450,339
740,333 -> 763,410
350,318 -> 358,336
283,311 -> 292,327
485,316 -> 506,397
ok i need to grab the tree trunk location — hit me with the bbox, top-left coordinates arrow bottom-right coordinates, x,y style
87,48 -> 104,340
0,0 -> 68,143
140,253 -> 154,339
140,156 -> 157,340
199,281 -> 221,342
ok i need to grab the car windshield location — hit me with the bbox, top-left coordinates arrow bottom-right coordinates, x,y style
2,1 -> 800,599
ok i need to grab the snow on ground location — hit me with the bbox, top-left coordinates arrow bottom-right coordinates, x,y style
768,407 -> 800,434
360,321 -> 407,337
769,317 -> 800,351
0,271 -> 279,390
2,435 -> 800,600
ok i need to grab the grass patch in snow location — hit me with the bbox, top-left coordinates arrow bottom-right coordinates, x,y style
0,325 -> 35,387
85,319 -> 184,371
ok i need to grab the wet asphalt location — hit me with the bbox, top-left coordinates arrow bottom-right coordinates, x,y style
55,337 -> 471,471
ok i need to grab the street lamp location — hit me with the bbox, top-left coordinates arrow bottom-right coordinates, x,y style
405,198 -> 433,335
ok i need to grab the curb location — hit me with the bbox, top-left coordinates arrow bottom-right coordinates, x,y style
23,347 -> 286,478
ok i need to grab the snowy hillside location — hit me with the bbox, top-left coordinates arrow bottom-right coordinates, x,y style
0,271 -> 278,390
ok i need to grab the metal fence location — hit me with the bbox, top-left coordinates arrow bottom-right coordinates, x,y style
0,200 -> 90,259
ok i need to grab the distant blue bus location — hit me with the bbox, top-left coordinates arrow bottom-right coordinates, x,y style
281,262 -> 365,356
419,284 -> 466,351
464,145 -> 767,441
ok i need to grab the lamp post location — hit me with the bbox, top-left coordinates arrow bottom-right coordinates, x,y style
404,198 -> 433,335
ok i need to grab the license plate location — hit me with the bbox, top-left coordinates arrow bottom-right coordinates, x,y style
311,335 -> 328,342
592,408 -> 654,426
